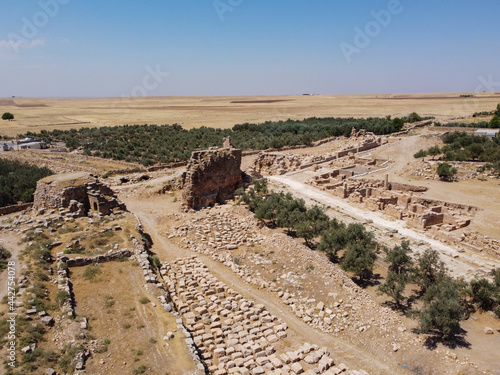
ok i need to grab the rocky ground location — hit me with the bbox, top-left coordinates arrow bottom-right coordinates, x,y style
0,126 -> 499,374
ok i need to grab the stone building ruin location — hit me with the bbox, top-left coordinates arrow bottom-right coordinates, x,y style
310,174 -> 476,232
181,141 -> 243,209
33,172 -> 126,217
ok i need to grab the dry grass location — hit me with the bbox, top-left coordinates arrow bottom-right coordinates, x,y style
71,261 -> 196,375
1,93 -> 499,136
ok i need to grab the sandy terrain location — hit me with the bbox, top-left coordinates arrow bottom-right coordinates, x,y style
1,92 -> 498,136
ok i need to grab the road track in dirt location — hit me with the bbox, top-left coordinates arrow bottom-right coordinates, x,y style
268,175 -> 499,280
123,197 -> 408,375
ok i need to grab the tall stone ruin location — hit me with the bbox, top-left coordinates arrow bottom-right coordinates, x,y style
181,138 -> 242,209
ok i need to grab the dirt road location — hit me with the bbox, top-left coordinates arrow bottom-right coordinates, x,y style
268,175 -> 499,280
122,197 -> 408,375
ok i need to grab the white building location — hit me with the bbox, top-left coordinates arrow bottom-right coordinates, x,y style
475,129 -> 499,139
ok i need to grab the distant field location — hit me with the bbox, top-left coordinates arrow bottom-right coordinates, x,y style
0,93 -> 499,136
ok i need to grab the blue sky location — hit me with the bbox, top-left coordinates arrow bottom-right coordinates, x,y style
1,0 -> 499,97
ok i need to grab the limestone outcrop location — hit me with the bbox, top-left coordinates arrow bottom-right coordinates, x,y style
181,147 -> 243,209
33,172 -> 126,217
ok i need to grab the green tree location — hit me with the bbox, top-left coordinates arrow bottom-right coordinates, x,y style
378,271 -> 408,309
416,276 -> 467,338
377,241 -> 413,308
340,223 -> 377,280
494,103 -> 500,117
317,219 -> 347,262
413,149 -> 428,159
436,163 -> 457,181
294,205 -> 329,247
491,268 -> 500,288
386,241 -> 413,275
412,249 -> 447,294
65,137 -> 80,149
1,112 -> 14,120
241,187 -> 263,211
467,143 -> 484,161
341,241 -> 377,281
469,278 -> 498,311
392,118 -> 404,131
254,193 -> 282,225
427,145 -> 441,160
407,112 -> 422,123
275,193 -> 307,235
489,115 -> 500,128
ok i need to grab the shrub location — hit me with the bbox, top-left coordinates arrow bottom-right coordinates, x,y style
83,265 -> 101,281
436,163 -> 457,181
413,149 -> 428,159
2,112 -> 14,120
0,246 -> 12,271
139,297 -> 150,305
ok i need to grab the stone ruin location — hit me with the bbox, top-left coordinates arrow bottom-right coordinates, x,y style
181,138 -> 243,209
312,174 -> 476,232
247,129 -> 388,177
160,256 -> 359,375
33,172 -> 126,217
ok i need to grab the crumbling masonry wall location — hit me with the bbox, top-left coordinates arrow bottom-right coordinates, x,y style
181,148 -> 243,209
33,173 -> 126,217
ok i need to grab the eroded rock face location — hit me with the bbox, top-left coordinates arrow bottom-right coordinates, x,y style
33,172 -> 126,216
181,148 -> 242,209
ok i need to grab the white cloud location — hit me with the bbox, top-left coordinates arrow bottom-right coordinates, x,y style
0,38 -> 45,58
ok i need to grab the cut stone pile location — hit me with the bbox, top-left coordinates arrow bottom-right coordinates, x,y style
170,210 -> 265,251
166,206 -> 431,359
160,256 -> 367,375
460,230 -> 500,257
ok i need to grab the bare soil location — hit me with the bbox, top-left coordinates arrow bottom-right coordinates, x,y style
71,261 -> 196,375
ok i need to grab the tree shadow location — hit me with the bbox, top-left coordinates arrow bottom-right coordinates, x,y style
381,300 -> 407,314
412,327 -> 471,350
353,273 -> 382,288
404,294 -> 420,311
141,232 -> 154,249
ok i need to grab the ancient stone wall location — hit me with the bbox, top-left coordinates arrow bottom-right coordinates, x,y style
311,175 -> 476,232
33,173 -> 126,217
181,148 -> 243,209
0,203 -> 33,216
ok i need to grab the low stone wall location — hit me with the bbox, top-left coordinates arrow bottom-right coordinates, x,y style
61,249 -> 133,268
431,126 -> 477,132
0,203 -> 33,216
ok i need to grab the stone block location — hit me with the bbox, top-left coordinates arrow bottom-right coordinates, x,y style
291,362 -> 304,374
